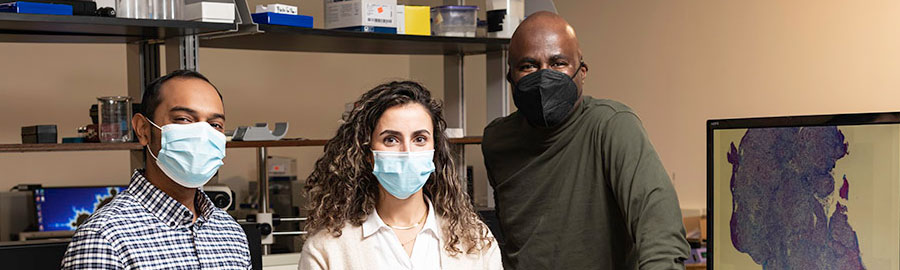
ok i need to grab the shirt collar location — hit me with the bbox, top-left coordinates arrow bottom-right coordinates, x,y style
363,197 -> 439,239
128,170 -> 216,228
420,198 -> 439,239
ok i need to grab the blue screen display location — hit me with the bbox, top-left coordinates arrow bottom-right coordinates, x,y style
34,186 -> 125,231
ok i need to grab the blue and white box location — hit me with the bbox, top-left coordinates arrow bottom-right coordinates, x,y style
324,0 -> 396,33
0,1 -> 72,15
251,12 -> 313,28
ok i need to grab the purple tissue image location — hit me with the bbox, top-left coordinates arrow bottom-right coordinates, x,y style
728,127 -> 864,270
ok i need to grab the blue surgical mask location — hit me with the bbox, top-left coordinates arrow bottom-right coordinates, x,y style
372,150 -> 435,200
146,119 -> 226,188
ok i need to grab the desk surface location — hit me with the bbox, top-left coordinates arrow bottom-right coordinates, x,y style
686,263 -> 707,269
263,252 -> 301,270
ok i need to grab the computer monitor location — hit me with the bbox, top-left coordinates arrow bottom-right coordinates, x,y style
708,112 -> 900,269
34,186 -> 125,232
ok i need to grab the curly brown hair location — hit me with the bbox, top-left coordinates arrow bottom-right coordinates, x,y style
303,81 -> 493,255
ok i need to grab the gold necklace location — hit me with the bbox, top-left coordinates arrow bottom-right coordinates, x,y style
401,236 -> 417,246
386,207 -> 428,230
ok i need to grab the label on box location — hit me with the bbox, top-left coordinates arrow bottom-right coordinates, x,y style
273,4 -> 297,14
256,4 -> 297,15
365,3 -> 392,24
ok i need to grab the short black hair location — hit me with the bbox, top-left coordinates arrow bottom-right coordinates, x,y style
141,69 -> 223,122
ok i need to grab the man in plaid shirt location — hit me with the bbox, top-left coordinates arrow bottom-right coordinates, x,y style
61,70 -> 251,269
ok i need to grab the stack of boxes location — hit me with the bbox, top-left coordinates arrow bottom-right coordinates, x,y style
324,0 -> 429,36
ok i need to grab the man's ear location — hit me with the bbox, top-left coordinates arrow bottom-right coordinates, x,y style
579,61 -> 589,81
132,113 -> 151,146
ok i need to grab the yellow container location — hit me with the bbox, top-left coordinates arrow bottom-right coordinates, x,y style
397,5 -> 430,36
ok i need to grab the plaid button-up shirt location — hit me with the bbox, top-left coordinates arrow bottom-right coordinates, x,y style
61,170 -> 251,269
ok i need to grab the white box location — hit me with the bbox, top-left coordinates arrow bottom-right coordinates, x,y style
324,0 -> 396,29
185,0 -> 236,23
267,156 -> 297,176
94,0 -> 114,8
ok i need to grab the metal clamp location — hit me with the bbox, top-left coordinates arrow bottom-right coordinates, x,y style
233,123 -> 289,141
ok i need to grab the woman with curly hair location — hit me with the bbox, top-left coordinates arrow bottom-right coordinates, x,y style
298,81 -> 501,269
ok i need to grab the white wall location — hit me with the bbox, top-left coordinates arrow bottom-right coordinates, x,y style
7,0 -> 897,212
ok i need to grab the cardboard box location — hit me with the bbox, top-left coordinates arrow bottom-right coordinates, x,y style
324,0 -> 395,32
185,0 -> 235,23
395,5 -> 429,36
683,215 -> 707,242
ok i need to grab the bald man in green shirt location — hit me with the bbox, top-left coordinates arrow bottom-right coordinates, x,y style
482,12 -> 690,270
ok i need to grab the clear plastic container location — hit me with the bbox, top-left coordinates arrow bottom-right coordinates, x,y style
116,0 -> 150,19
97,96 -> 133,143
431,6 -> 478,37
153,0 -> 183,20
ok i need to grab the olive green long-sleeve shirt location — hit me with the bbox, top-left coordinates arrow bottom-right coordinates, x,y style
482,96 -> 689,270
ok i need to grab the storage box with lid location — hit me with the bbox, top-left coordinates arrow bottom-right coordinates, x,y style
431,5 -> 478,37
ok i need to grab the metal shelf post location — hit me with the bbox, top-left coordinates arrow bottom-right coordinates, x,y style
484,49 -> 510,208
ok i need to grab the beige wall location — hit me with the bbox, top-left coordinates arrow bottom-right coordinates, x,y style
6,0 -> 899,211
0,45 -> 414,200
0,43 -> 133,188
0,0 -> 496,207
555,0 -> 900,210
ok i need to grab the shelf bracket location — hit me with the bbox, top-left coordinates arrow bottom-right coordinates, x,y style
200,0 -> 264,40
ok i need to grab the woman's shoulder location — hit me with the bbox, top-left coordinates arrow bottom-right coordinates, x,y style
304,223 -> 365,248
300,223 -> 368,269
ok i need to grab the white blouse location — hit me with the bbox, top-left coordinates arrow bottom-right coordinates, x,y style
298,200 -> 503,270
361,199 -> 441,270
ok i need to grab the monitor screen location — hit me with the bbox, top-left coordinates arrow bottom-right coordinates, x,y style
34,186 -> 125,232
707,112 -> 900,269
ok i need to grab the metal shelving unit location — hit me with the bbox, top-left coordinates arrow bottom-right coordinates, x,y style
1,0 -> 511,255
194,3 -> 512,252
200,24 -> 507,55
